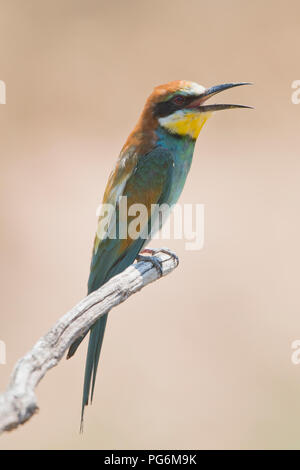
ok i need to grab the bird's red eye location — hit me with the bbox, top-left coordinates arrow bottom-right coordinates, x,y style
173,96 -> 186,106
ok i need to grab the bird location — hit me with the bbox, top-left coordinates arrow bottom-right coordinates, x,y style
67,80 -> 251,428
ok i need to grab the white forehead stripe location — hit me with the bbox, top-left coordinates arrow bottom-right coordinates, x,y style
182,82 -> 206,95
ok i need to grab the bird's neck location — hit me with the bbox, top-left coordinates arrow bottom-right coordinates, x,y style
155,125 -> 196,156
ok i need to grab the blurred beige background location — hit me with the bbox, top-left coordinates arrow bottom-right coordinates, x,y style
0,0 -> 300,450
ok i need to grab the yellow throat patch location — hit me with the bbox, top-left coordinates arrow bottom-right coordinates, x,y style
158,110 -> 212,139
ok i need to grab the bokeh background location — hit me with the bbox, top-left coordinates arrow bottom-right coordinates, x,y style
1,0 -> 300,450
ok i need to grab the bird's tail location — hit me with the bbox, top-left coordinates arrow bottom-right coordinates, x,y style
80,313 -> 108,431
70,239 -> 145,430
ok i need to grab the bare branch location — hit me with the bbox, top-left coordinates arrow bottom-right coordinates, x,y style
0,249 -> 179,434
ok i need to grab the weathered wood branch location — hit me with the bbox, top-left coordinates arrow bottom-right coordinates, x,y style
0,249 -> 179,435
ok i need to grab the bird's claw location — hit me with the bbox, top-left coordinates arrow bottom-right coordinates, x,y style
140,247 -> 179,264
136,248 -> 178,276
136,253 -> 163,276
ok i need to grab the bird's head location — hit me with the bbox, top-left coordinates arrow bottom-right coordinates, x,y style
141,80 -> 251,140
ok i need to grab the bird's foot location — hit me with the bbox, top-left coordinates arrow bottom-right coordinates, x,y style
141,247 -> 179,263
136,248 -> 178,276
136,252 -> 163,276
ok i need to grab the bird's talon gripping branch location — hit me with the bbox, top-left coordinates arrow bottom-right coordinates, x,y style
139,247 -> 179,265
158,248 -> 179,265
136,253 -> 163,276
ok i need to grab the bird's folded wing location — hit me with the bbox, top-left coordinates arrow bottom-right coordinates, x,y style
88,148 -> 174,292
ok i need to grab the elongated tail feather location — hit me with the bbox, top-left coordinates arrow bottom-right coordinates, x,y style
80,314 -> 108,430
78,242 -> 145,430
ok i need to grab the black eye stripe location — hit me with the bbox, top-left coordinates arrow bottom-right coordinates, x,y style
154,94 -> 198,118
154,101 -> 176,118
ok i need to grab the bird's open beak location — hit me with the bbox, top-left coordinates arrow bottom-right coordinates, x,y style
187,82 -> 253,112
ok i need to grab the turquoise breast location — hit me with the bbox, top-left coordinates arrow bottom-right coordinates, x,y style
156,127 -> 196,205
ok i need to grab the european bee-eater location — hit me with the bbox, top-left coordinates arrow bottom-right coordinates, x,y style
68,80 -> 251,427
